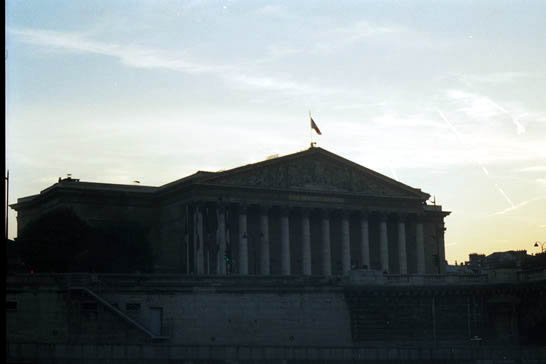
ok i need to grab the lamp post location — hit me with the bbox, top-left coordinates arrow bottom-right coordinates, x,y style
533,241 -> 545,253
5,170 -> 9,241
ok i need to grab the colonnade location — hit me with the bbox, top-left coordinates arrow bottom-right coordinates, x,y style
192,203 -> 431,276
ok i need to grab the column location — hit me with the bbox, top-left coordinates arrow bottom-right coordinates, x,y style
341,210 -> 351,275
360,211 -> 370,270
259,206 -> 270,275
321,209 -> 332,276
438,222 -> 446,274
301,208 -> 312,276
397,214 -> 408,275
238,204 -> 248,275
217,205 -> 226,275
379,213 -> 389,273
195,204 -> 204,274
280,207 -> 291,275
416,217 -> 425,274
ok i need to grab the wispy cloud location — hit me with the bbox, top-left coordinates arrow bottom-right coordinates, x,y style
256,4 -> 294,19
265,44 -> 302,58
446,89 -> 526,134
518,166 -> 546,173
331,20 -> 401,43
10,27 -> 226,74
312,20 -> 406,53
227,73 -> 339,97
372,113 -> 446,129
8,27 -> 336,98
459,72 -> 533,85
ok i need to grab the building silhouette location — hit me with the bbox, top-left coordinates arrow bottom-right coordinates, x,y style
7,147 -> 546,363
11,146 -> 450,275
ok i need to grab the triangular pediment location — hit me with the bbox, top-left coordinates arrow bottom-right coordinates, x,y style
200,148 -> 428,199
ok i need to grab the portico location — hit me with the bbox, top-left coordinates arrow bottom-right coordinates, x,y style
177,147 -> 449,276
188,201 -> 446,276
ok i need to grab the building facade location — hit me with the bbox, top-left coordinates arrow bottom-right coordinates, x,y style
12,147 -> 450,275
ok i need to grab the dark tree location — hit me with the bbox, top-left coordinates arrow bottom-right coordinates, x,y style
17,208 -> 152,273
83,221 -> 153,273
18,208 -> 93,272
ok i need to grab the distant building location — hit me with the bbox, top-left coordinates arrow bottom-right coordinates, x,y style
11,147 -> 450,275
445,262 -> 473,274
464,249 -> 546,276
486,250 -> 527,269
467,253 -> 487,273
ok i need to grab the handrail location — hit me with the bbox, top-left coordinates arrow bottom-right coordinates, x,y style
69,286 -> 168,340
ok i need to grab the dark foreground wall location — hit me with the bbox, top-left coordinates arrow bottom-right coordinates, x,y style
6,274 -> 546,363
7,342 -> 546,363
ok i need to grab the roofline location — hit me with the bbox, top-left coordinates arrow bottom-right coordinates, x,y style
10,180 -> 157,211
157,171 -> 215,192
11,147 -> 433,210
198,147 -> 430,200
40,181 -> 157,194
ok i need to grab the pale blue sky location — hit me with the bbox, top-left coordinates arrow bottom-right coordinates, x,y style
6,0 -> 546,263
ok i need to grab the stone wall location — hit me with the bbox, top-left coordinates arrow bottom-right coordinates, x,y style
7,275 -> 546,351
7,342 -> 546,363
7,277 -> 546,363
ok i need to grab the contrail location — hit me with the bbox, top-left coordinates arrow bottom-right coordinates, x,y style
495,184 -> 515,208
491,195 -> 546,216
457,74 -> 525,135
487,99 -> 526,135
436,109 -> 515,208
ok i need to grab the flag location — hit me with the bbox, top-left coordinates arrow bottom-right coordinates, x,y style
310,116 -> 322,135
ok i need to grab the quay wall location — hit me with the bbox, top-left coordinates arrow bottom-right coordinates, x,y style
6,274 -> 546,363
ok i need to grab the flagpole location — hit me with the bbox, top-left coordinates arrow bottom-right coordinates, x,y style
5,170 -> 9,241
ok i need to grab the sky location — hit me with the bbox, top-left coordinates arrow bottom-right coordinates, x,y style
5,0 -> 546,264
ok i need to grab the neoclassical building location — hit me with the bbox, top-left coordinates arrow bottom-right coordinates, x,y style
12,147 -> 450,275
